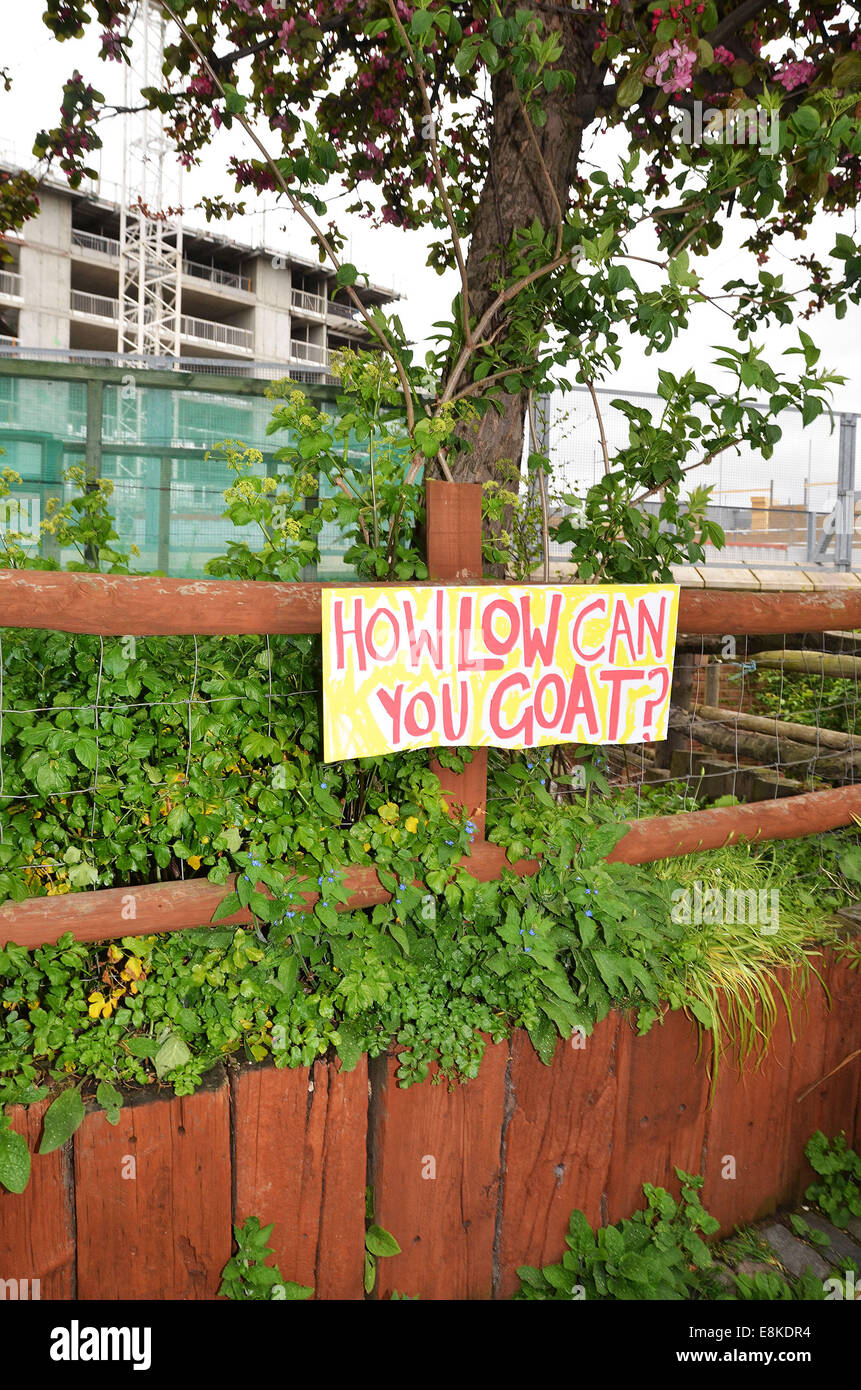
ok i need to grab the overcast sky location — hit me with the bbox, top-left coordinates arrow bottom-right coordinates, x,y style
1,6 -> 859,449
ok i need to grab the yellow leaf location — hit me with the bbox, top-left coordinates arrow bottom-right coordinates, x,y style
405,817 -> 419,834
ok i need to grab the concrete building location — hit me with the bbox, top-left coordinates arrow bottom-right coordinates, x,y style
0,168 -> 396,378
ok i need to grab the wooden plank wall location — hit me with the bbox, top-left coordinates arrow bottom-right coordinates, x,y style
0,957 -> 858,1301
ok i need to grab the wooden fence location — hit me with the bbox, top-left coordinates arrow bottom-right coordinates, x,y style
1,480 -> 860,1300
2,480 -> 861,950
2,955 -> 857,1300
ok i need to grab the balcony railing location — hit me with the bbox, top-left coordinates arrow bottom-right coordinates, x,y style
0,334 -> 18,347
289,339 -> 329,366
0,270 -> 22,300
71,289 -> 119,320
291,288 -> 325,316
328,300 -> 361,322
71,228 -> 120,258
183,259 -> 252,293
181,314 -> 253,351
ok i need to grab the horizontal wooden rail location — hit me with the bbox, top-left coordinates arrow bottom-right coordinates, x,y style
2,785 -> 859,949
3,570 -> 861,636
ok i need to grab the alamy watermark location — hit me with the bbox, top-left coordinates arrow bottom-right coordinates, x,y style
670,880 -> 779,934
0,496 -> 40,542
671,101 -> 779,157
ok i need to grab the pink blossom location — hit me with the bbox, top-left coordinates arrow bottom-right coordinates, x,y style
646,41 -> 697,95
278,18 -> 296,49
713,45 -> 736,68
100,31 -> 123,62
774,58 -> 817,92
188,75 -> 213,96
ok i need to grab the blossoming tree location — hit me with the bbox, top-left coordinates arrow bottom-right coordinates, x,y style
2,0 -> 861,578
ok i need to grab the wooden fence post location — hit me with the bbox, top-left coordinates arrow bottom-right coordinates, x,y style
425,480 -> 488,837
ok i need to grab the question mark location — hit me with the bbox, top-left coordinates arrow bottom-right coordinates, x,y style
641,666 -> 671,741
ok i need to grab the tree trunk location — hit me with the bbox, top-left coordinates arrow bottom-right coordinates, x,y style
445,10 -> 607,489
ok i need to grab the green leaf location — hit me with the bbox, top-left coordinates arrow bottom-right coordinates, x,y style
0,1125 -> 31,1193
153,1033 -> 192,1079
96,1081 -> 123,1125
364,1251 -> 376,1294
75,739 -> 99,770
365,1224 -> 402,1258
223,84 -> 246,115
39,1087 -> 85,1154
617,73 -> 643,109
336,263 -> 358,287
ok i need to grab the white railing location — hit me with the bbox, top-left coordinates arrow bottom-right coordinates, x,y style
183,259 -> 251,292
0,270 -> 22,299
0,334 -> 17,346
289,339 -> 329,366
71,289 -> 119,320
71,228 -> 120,258
181,314 -> 253,350
291,288 -> 325,316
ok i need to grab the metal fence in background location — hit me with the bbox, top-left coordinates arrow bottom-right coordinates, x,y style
540,385 -> 860,569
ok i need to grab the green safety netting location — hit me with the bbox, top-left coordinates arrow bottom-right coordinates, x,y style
0,372 -> 367,578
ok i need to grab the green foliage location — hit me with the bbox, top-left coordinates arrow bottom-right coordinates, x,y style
515,1170 -> 720,1300
804,1132 -> 861,1229
218,1217 -> 313,1301
38,1086 -> 84,1154
364,1186 -> 402,1294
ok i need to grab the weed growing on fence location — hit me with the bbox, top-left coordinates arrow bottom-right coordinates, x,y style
515,1169 -> 722,1300
218,1217 -> 313,1301
515,1142 -> 861,1302
804,1132 -> 861,1230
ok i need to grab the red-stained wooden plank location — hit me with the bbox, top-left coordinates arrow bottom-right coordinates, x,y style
426,481 -> 488,838
495,1016 -> 620,1298
370,1039 -> 508,1301
232,1057 -> 368,1301
782,964 -> 838,1201
3,568 -> 861,636
74,1072 -> 232,1299
5,788 -> 860,953
701,1002 -> 796,1233
0,1099 -> 75,1299
606,1009 -> 710,1225
814,956 -> 861,1152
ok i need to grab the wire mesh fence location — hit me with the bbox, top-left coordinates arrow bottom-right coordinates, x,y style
0,613 -> 857,910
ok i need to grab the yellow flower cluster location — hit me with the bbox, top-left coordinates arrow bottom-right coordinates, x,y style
87,949 -> 144,1019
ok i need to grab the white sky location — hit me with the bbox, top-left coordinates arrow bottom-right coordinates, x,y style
1,2 -> 859,428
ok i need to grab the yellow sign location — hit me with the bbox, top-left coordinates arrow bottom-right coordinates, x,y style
322,584 -> 679,763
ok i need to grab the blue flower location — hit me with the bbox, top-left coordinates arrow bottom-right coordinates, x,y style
242,874 -> 250,881
251,858 -> 262,866
524,946 -> 531,953
585,909 -> 593,918
585,888 -> 592,894
528,928 -> 536,936
320,782 -> 327,788
317,876 -> 323,885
